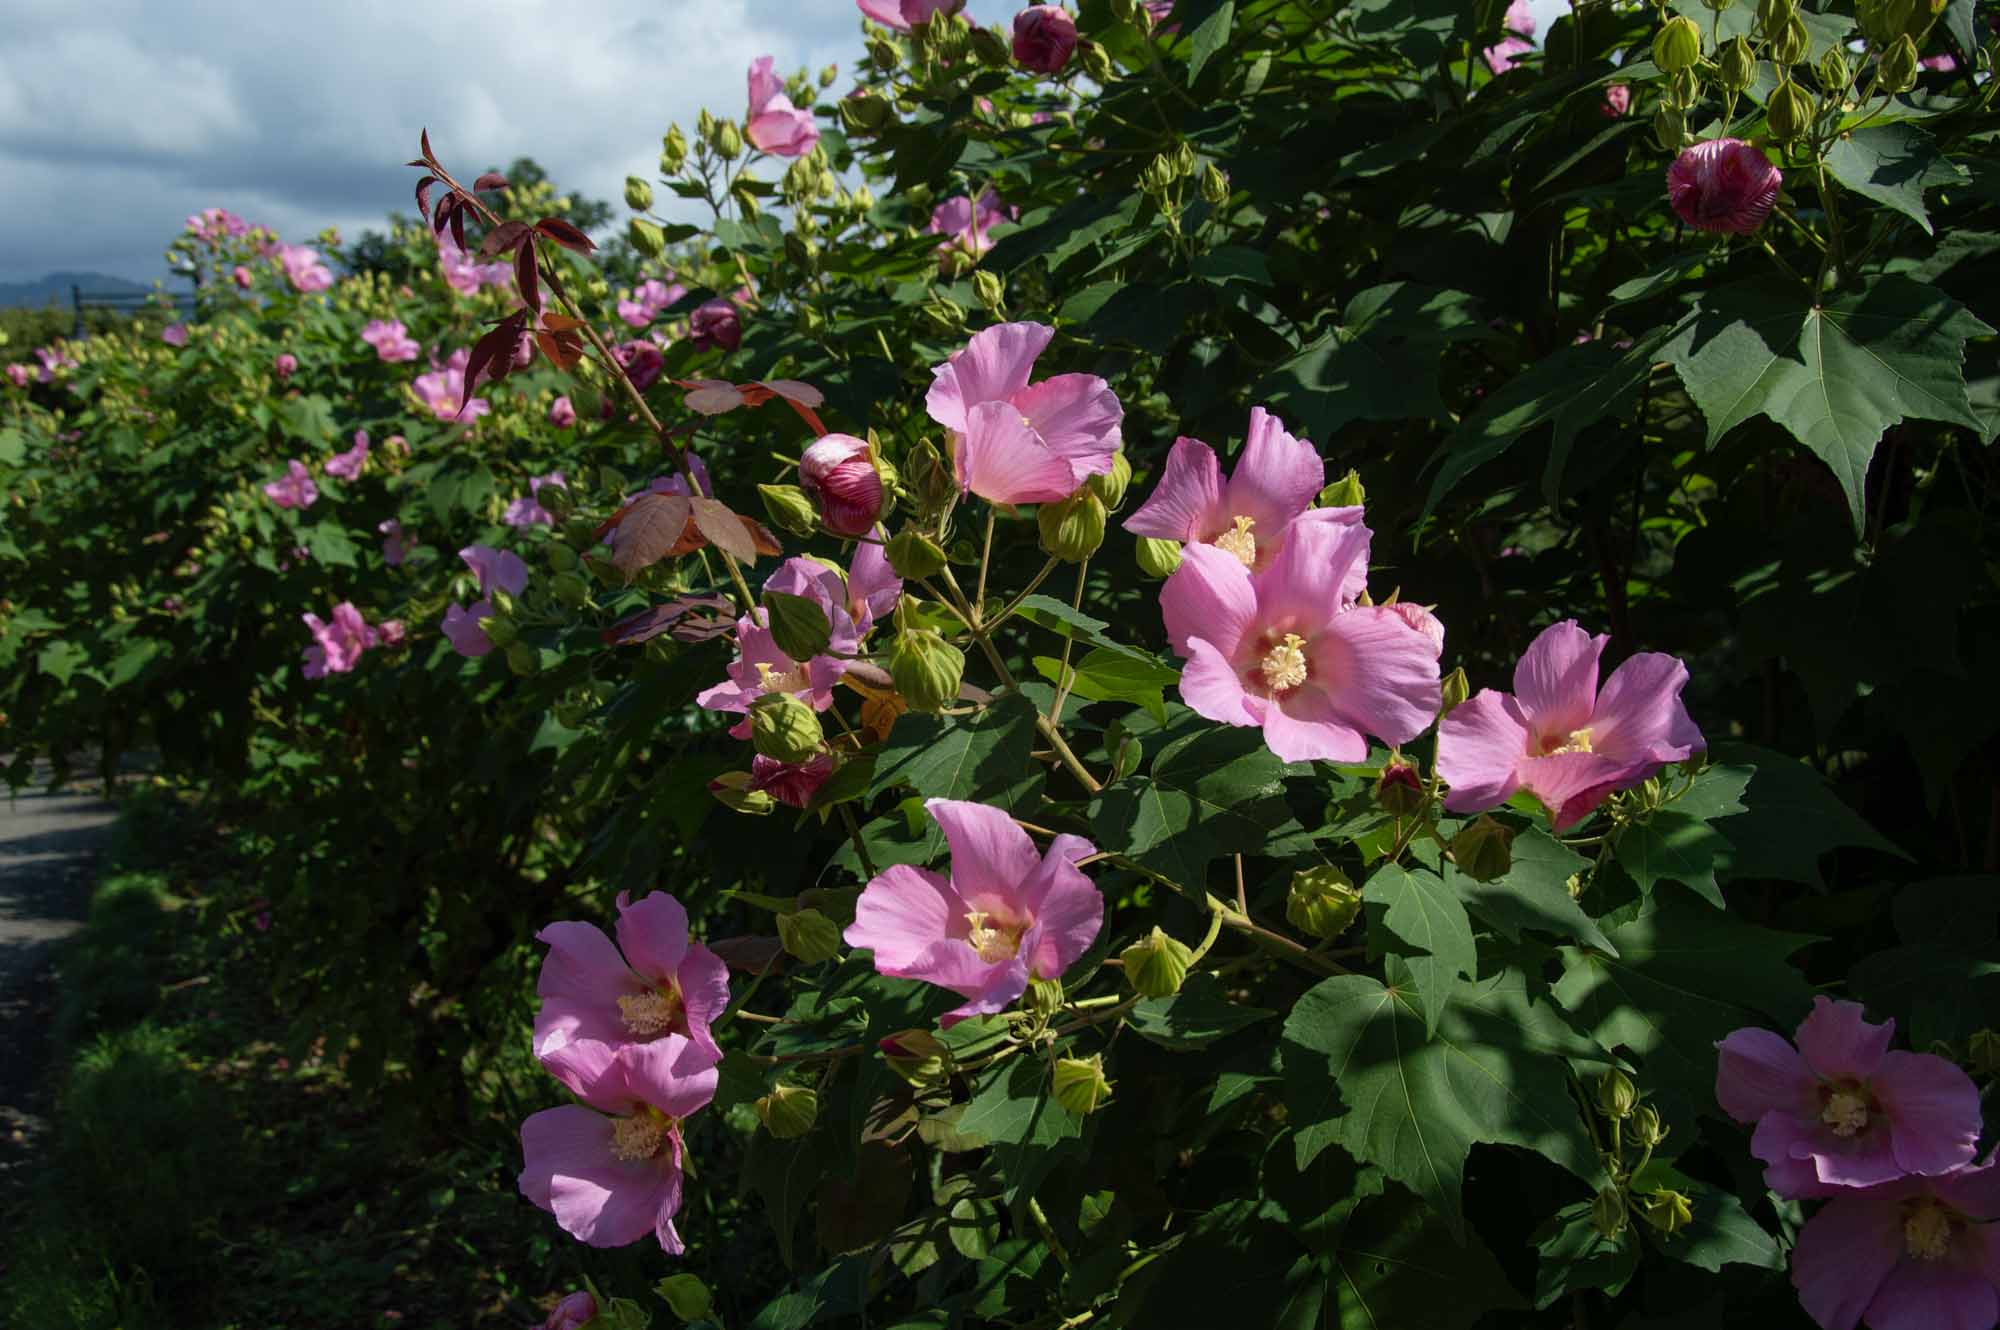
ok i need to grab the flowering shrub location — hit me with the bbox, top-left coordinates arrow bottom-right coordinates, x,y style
4,0 -> 1999,1326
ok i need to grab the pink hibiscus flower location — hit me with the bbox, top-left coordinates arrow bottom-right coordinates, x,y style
300,601 -> 378,679
504,471 -> 568,528
843,539 -> 902,637
517,1034 -> 717,1251
617,278 -> 686,329
379,518 -> 408,566
1160,518 -> 1441,763
550,395 -> 578,429
436,231 -> 512,296
161,323 -> 188,347
1483,0 -> 1535,74
1012,5 -> 1078,74
798,434 -> 885,537
1124,406 -> 1361,580
689,299 -> 741,352
1789,1158 -> 2000,1330
533,890 -> 731,1082
925,321 -> 1122,505
263,459 -> 318,510
746,56 -> 820,157
929,190 -> 1016,273
1666,138 -> 1782,235
698,557 -> 861,736
1716,997 -> 1982,1196
442,544 -> 530,658
277,244 -> 334,293
1435,619 -> 1702,830
362,319 -> 421,363
856,0 -> 965,31
412,347 -> 490,422
325,431 -> 369,481
845,799 -> 1101,1026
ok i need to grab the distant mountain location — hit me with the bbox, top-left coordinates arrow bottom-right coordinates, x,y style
0,272 -> 153,309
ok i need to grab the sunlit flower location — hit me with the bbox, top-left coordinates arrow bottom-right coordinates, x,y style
746,56 -> 820,157
925,321 -> 1121,504
362,319 -> 421,363
263,459 -> 318,510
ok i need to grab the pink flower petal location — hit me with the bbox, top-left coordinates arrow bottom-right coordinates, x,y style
1809,1123 -> 1909,1189
1512,620 -> 1604,739
941,955 -> 1033,1027
845,865 -> 965,969
1124,435 -> 1225,542
1020,843 -> 1101,981
613,1034 -> 721,1120
1714,1026 -> 1814,1123
536,921 -> 640,1005
1751,1112 -> 1842,1198
1178,636 -> 1260,727
519,1106 -> 675,1248
1872,1050 -> 1981,1176
1160,542 -> 1258,660
1249,517 -> 1371,631
1261,699 -> 1367,764
1222,406 -> 1323,536
676,943 -> 733,1066
1790,1186 -> 1909,1330
1012,372 -> 1122,479
1519,751 -> 1640,832
956,400 -> 1080,504
926,799 -> 1041,905
1864,1261 -> 1997,1330
1587,650 -> 1703,762
615,891 -> 693,983
926,321 -> 1053,434
1795,996 -> 1895,1083
1307,602 -> 1441,748
1438,689 -> 1531,814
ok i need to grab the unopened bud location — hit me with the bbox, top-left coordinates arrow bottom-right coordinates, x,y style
1440,666 -> 1471,717
1377,759 -> 1425,817
763,592 -> 834,662
1451,815 -> 1514,882
624,175 -> 654,212
1087,452 -> 1132,509
868,36 -> 899,69
1817,46 -> 1852,94
1135,536 -> 1183,579
973,268 -> 1006,314
1652,105 -> 1688,152
1640,1189 -> 1694,1236
715,120 -> 743,160
709,770 -> 778,815
906,438 -> 957,518
750,691 -> 825,764
1597,1069 -> 1638,1119
1766,77 -> 1814,141
777,908 -> 843,964
1591,1185 -> 1628,1237
1121,926 -> 1193,998
1718,36 -> 1757,90
1702,0 -> 1734,10
819,62 -> 839,87
1654,16 -> 1702,72
550,571 -> 590,609
628,218 -> 664,258
758,483 -> 819,537
1052,1054 -> 1113,1116
1038,489 -> 1107,562
1318,469 -> 1365,509
1200,164 -> 1230,206
656,1273 -> 713,1323
1878,33 -> 1920,92
505,640 -> 539,676
1026,976 -> 1065,1018
1772,13 -> 1810,65
889,627 -> 964,713
1756,0 -> 1796,38
880,1028 -> 953,1088
756,1084 -> 819,1138
661,125 -> 688,172
1631,1103 -> 1670,1148
1287,866 -> 1361,940
1080,40 -> 1114,83
886,529 -> 948,580
969,24 -> 1011,67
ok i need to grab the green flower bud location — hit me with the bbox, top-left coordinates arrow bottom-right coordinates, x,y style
1451,815 -> 1515,883
889,627 -> 964,713
758,483 -> 819,538
924,292 -> 964,334
1591,1185 -> 1628,1238
1653,15 -> 1702,73
715,119 -> 743,161
1639,1189 -> 1695,1236
1631,1103 -> 1670,1149
819,62 -> 839,87
1171,142 -> 1198,177
973,269 -> 1006,314
1025,976 -> 1065,1018
629,217 -> 665,259
656,1273 -> 714,1322
661,125 -> 688,172
1668,67 -> 1702,108
868,36 -> 900,69
1377,758 -> 1426,817
968,24 -> 1011,67
906,438 -> 958,519
839,92 -> 891,135
1080,39 -> 1114,84
886,529 -> 948,580
1967,1029 -> 2000,1076
478,613 -> 518,649
1756,0 -> 1796,39
880,1028 -> 953,1088
1135,536 -> 1184,579
1702,0 -> 1733,10
1121,926 -> 1193,998
1287,866 -> 1361,940
1766,76 -> 1814,141
1857,0 -> 1916,45
583,551 -> 621,586
1772,12 -> 1810,65
1141,154 -> 1177,197
1597,1069 -> 1638,1119
1052,1054 -> 1113,1116
1038,490 -> 1107,563
1719,36 -> 1757,90
777,908 -> 844,964
624,175 -> 654,212
1200,164 -> 1230,206
506,640 -> 540,676
1652,104 -> 1688,151
749,691 -> 825,764
709,770 -> 778,815
756,1084 -> 819,1138
1817,45 -> 1853,95
547,543 -> 579,573
1440,666 -> 1471,717
1088,452 -> 1132,509
1878,33 -> 1920,92
763,592 -> 834,663
550,571 -> 591,609
1318,469 -> 1365,509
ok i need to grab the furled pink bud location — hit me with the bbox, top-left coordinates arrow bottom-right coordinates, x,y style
1013,5 -> 1078,73
799,434 -> 886,536
747,753 -> 834,808
549,395 -> 577,428
690,299 -> 742,352
231,265 -> 253,289
274,352 -> 298,380
543,1292 -> 596,1330
1601,84 -> 1631,117
377,619 -> 407,646
1665,138 -> 1781,235
614,340 -> 665,392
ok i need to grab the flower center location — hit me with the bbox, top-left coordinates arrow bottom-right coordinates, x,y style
1213,515 -> 1257,568
1904,1201 -> 1955,1262
617,986 -> 684,1037
1821,1087 -> 1871,1137
756,659 -> 812,694
1538,727 -> 1593,757
965,909 -> 1027,963
610,1108 -> 671,1162
1260,632 -> 1309,693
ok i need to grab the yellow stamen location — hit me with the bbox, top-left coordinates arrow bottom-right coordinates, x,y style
1540,727 -> 1594,756
1821,1088 -> 1870,1137
610,1110 -> 668,1162
1904,1202 -> 1954,1261
618,988 -> 683,1037
1260,632 -> 1309,693
755,660 -> 811,693
965,909 -> 1025,963
1213,514 -> 1257,568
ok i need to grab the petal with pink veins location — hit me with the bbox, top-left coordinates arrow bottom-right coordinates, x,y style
1438,690 -> 1531,814
520,1106 -> 674,1248
1511,620 -> 1604,739
1124,436 -> 1226,542
1250,518 -> 1372,632
614,891 -> 693,983
1221,406 -> 1323,535
1794,996 -> 1895,1083
1871,1050 -> 1981,1176
926,321 -> 1053,433
1309,603 -> 1442,748
1161,542 -> 1258,660
1586,650 -> 1704,761
956,401 -> 1080,504
927,799 -> 1041,904
1177,637 -> 1260,728
1261,698 -> 1367,764
844,865 -> 965,968
1012,372 -> 1122,476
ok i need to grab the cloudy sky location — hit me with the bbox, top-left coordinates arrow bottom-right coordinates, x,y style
0,0 -> 1566,287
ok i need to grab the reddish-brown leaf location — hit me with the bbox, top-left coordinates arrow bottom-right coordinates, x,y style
533,217 -> 596,253
420,128 -> 434,162
414,175 -> 438,223
746,519 -> 784,557
600,595 -> 737,646
449,204 -> 467,254
689,497 -> 759,563
609,494 -> 693,580
430,192 -> 457,233
473,171 -> 510,192
535,329 -> 585,371
478,220 -> 531,258
461,323 -> 515,412
541,313 -> 587,333
515,243 -> 541,311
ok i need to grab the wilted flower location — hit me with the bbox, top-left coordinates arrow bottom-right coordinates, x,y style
504,471 -> 568,528
1716,997 -> 1982,1195
325,430 -> 369,481
276,244 -> 333,293
746,753 -> 834,808
1602,84 -> 1632,117
442,544 -> 529,658
746,56 -> 820,157
845,799 -> 1102,1026
1666,138 -> 1782,235
1160,519 -> 1442,763
1436,619 -> 1703,830
518,1035 -> 718,1251
362,318 -> 421,363
614,340 -> 665,393
689,299 -> 742,352
263,459 -> 318,510
798,434 -> 885,536
857,0 -> 966,30
1789,1158 -> 2000,1330
929,190 -> 1016,273
1012,5 -> 1078,74
925,321 -> 1122,504
1483,0 -> 1535,74
542,1291 -> 597,1330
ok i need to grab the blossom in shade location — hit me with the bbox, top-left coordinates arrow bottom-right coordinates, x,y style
847,799 -> 1100,1026
301,601 -> 378,679
1124,407 -> 1360,580
442,544 -> 530,658
325,430 -> 369,480
696,556 -> 861,737
505,471 -> 568,528
1483,0 -> 1535,74
412,347 -> 490,422
614,340 -> 665,394
746,56 -> 820,157
746,753 -> 834,808
1436,619 -> 1703,830
263,459 -> 318,510
1160,519 -> 1442,763
550,395 -> 578,429
518,1034 -> 717,1251
534,890 -> 731,1081
362,319 -> 421,362
1788,1158 -> 2000,1330
929,190 -> 1016,273
925,321 -> 1122,504
274,353 -> 297,380
1715,997 -> 1982,1196
844,539 -> 902,637
277,244 -> 334,292
857,0 -> 966,31
161,323 -> 188,347
1012,6 -> 1078,74
543,1292 -> 597,1330
1602,84 -> 1631,117
379,519 -> 407,565
689,299 -> 741,352
799,434 -> 885,536
377,619 -> 406,646
617,277 -> 686,329
1666,138 -> 1782,235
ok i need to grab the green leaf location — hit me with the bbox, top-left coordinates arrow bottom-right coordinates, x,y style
1261,283 -> 1484,439
1533,1202 -> 1637,1309
1128,971 -> 1275,1051
816,1142 -> 913,1255
1615,811 -> 1732,908
1705,741 -> 1903,885
1361,864 -> 1476,1035
37,639 -> 82,685
1186,0 -> 1234,83
1552,892 -> 1816,1106
957,1056 -> 1083,1205
304,520 -> 359,568
1850,944 -> 2000,1049
868,692 -> 1039,802
279,394 -> 336,442
1325,1186 -> 1525,1326
0,429 -> 24,465
1031,646 -> 1177,722
1647,1187 -> 1782,1272
743,1132 -> 827,1269
1282,970 -> 1605,1238
1453,828 -> 1616,955
1660,276 -> 1995,531
1824,123 -> 1967,235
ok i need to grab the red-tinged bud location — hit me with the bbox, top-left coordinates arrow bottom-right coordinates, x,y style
1377,758 -> 1425,817
690,299 -> 741,352
799,434 -> 886,537
1013,5 -> 1078,73
274,352 -> 298,380
542,1291 -> 596,1330
747,753 -> 833,809
1666,138 -> 1781,235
